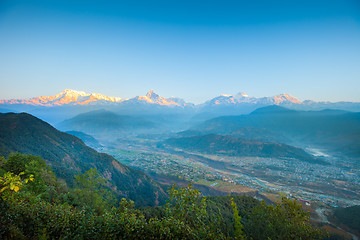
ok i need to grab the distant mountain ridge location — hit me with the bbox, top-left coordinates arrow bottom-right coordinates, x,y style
1,90 -> 360,121
57,109 -> 157,137
203,93 -> 301,106
2,89 -> 358,108
0,89 -> 123,106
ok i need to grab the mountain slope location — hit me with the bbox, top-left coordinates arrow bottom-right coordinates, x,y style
165,134 -> 323,164
0,112 -> 167,206
330,205 -> 360,237
193,106 -> 360,158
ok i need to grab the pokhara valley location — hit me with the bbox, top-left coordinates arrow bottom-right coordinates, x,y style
1,89 -> 359,239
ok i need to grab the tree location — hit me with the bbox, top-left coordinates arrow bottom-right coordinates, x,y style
0,171 -> 34,198
1,153 -> 65,202
165,183 -> 225,239
0,156 -> 5,168
67,168 -> 116,214
245,197 -> 327,240
1,152 -> 32,174
166,183 -> 207,227
231,197 -> 246,240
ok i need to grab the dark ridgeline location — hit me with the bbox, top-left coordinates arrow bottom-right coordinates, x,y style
165,134 -> 325,164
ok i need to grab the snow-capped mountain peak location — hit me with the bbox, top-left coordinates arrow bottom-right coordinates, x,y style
146,89 -> 160,101
61,89 -> 88,96
130,90 -> 187,106
0,89 -> 123,106
271,94 -> 301,104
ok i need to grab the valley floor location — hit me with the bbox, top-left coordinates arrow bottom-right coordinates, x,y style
95,135 -> 360,239
103,136 -> 360,207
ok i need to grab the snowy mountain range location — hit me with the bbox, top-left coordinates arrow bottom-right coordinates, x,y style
1,89 -> 359,112
203,92 -> 301,106
0,89 -> 122,106
0,89 -> 304,106
0,89 -> 188,107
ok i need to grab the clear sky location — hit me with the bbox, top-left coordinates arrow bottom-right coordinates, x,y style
0,0 -> 359,104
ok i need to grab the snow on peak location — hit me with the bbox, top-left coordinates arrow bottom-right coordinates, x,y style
271,94 -> 301,104
90,93 -> 122,102
0,89 -> 123,106
146,89 -> 160,100
130,90 -> 186,106
147,89 -> 155,95
61,89 -> 88,96
236,92 -> 249,97
0,89 -> 302,108
205,91 -> 302,106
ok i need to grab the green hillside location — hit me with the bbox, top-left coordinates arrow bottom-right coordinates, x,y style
0,112 -> 166,206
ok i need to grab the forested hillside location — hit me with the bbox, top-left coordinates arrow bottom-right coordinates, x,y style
0,112 -> 166,206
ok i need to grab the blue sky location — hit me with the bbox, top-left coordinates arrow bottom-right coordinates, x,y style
0,0 -> 359,103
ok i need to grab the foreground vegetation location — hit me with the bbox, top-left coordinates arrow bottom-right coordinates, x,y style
0,153 -> 327,239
